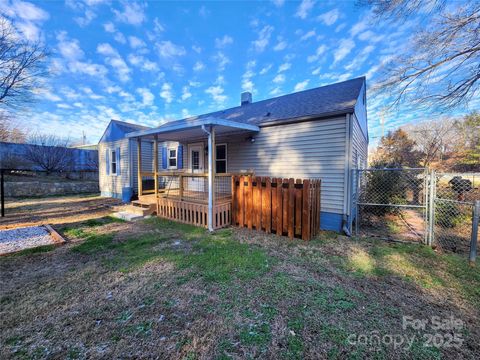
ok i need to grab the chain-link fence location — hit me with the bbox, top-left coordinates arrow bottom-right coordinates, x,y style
433,173 -> 480,254
355,168 -> 428,243
354,168 -> 480,261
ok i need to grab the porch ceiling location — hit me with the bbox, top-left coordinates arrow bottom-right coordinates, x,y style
126,117 -> 259,141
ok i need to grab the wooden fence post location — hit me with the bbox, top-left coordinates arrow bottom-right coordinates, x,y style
265,177 -> 271,233
276,178 -> 283,235
247,175 -> 253,229
254,176 -> 261,230
288,178 -> 295,239
295,179 -> 302,237
302,179 -> 311,240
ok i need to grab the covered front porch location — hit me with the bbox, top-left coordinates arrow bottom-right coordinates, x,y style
127,117 -> 259,230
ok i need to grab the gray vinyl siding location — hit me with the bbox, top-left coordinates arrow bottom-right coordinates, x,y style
351,113 -> 368,171
98,139 -> 130,198
222,117 -> 347,215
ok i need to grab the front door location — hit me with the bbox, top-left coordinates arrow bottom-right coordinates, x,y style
188,143 -> 204,193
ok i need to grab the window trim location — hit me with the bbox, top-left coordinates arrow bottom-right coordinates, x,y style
110,149 -> 117,175
168,147 -> 177,169
215,143 -> 227,174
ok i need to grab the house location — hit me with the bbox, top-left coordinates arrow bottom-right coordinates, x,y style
98,77 -> 368,233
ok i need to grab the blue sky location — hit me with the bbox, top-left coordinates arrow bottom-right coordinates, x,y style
2,0 -> 475,145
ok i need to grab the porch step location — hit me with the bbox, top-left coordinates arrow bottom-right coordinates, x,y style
125,204 -> 155,216
111,211 -> 145,222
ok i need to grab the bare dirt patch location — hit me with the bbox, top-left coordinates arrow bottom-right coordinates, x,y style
0,194 -> 121,230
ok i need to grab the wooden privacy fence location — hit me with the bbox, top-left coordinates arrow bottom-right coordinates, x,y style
231,176 -> 321,240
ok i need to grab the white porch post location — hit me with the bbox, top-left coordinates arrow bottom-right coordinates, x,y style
207,125 -> 216,231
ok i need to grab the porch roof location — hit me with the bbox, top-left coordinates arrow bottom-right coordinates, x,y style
126,117 -> 259,141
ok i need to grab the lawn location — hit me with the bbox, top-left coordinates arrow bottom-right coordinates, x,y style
1,215 -> 479,359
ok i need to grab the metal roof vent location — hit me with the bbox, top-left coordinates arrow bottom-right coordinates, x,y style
241,91 -> 252,106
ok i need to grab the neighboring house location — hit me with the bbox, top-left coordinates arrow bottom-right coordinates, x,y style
98,77 -> 368,232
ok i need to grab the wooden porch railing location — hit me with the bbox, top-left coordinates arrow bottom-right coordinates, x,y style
231,176 -> 321,240
139,171 -> 252,203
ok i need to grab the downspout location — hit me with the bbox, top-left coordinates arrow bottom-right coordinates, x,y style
343,113 -> 353,236
202,125 -> 215,231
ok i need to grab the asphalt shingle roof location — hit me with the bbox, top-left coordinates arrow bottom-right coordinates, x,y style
167,76 -> 365,127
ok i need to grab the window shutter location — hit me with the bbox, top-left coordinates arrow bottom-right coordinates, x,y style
105,149 -> 110,175
116,147 -> 121,175
177,145 -> 183,169
162,147 -> 167,169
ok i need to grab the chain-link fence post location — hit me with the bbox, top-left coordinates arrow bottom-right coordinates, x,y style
469,200 -> 480,265
427,169 -> 436,246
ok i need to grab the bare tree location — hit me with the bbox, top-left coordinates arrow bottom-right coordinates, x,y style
0,112 -> 27,142
0,16 -> 48,108
24,134 -> 74,174
363,0 -> 480,110
402,118 -> 458,168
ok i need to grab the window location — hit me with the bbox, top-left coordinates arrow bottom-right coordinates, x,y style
192,150 -> 200,170
111,150 -> 117,174
168,148 -> 177,168
216,144 -> 227,173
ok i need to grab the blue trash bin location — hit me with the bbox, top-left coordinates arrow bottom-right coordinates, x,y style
122,187 -> 133,203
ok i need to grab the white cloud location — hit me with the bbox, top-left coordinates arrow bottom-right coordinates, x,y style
181,86 -> 192,101
294,80 -> 309,91
113,1 -> 146,25
57,103 -> 72,109
252,25 -> 274,52
350,18 -> 369,37
160,83 -> 173,103
192,45 -> 202,54
333,38 -> 355,64
128,54 -> 159,72
358,30 -> 384,43
56,31 -> 108,77
153,17 -> 164,33
69,61 -> 107,77
270,87 -> 282,96
74,9 -> 96,27
307,44 -> 327,63
278,62 -> 291,72
97,43 -> 131,81
156,40 -> 186,58
43,92 -> 61,102
259,64 -> 273,75
205,85 -> 227,104
242,60 -> 256,92
215,35 -> 233,48
114,32 -> 126,44
137,88 -> 155,106
273,74 -> 285,84
103,22 -> 115,32
12,0 -> 49,21
317,8 -> 340,26
57,32 -> 84,60
273,40 -> 287,51
295,0 -> 315,19
213,51 -> 230,71
300,30 -> 316,41
271,0 -> 285,7
4,0 -> 49,41
181,108 -> 191,118
312,67 -> 321,75
128,36 -> 146,48
105,85 -> 122,94
193,61 -> 205,72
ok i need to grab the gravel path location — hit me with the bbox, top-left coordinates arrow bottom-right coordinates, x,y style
0,226 -> 57,255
